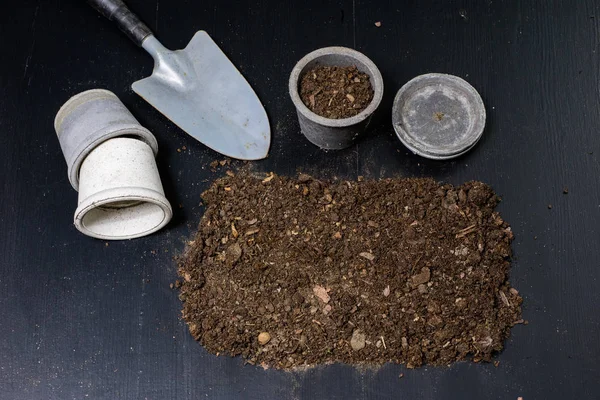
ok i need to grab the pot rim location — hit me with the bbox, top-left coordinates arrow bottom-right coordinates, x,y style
74,187 -> 172,240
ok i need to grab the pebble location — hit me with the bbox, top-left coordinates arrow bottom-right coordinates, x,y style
359,252 -> 375,261
258,332 -> 271,345
411,267 -> 431,287
225,243 -> 242,264
350,329 -> 366,351
383,285 -> 390,297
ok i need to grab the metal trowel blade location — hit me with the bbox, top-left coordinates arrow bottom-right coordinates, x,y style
132,31 -> 270,160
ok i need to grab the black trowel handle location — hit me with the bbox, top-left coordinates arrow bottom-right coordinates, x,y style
88,0 -> 153,46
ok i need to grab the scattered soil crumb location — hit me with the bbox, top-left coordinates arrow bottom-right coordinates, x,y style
209,158 -> 232,172
300,65 -> 374,119
177,173 -> 522,369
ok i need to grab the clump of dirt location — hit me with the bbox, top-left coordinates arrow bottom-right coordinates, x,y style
177,173 -> 523,370
299,65 -> 374,119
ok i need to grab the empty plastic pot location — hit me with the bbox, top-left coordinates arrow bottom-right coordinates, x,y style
74,137 -> 172,240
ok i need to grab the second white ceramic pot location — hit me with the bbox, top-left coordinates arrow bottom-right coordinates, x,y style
74,137 -> 172,240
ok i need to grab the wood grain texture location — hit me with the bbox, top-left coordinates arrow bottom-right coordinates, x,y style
1,0 -> 599,399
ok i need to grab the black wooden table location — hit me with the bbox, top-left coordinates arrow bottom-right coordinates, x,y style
2,1 -> 599,398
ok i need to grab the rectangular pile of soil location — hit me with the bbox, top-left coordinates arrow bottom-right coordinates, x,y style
176,173 -> 523,369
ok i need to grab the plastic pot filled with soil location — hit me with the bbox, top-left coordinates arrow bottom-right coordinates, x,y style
289,47 -> 384,150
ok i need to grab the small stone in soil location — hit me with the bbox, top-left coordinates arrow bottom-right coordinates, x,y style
350,329 -> 366,351
225,243 -> 242,265
411,267 -> 431,287
258,332 -> 271,345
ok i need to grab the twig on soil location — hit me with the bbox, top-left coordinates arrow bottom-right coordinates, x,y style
328,91 -> 339,107
456,224 -> 477,238
499,291 -> 511,307
410,255 -> 423,275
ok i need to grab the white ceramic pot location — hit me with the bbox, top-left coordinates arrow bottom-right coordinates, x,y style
74,137 -> 172,240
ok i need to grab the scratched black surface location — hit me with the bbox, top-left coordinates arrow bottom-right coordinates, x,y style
1,1 -> 600,399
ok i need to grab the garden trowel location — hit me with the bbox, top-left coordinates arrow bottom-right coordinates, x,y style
88,0 -> 270,160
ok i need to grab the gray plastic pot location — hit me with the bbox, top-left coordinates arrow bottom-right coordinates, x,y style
289,47 -> 384,150
54,89 -> 158,190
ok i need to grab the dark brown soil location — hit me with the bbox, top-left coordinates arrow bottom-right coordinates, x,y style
177,173 -> 523,370
299,65 -> 374,119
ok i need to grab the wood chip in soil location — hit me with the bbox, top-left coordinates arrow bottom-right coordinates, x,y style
176,173 -> 523,370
